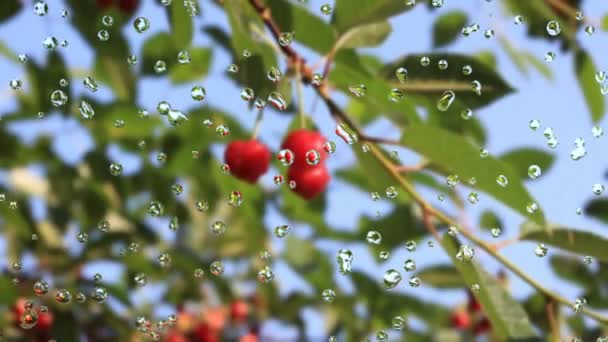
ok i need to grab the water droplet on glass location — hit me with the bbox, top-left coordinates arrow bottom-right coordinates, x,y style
228,190 -> 243,207
277,149 -> 295,166
50,89 -> 68,107
134,17 -> 150,33
467,192 -> 479,204
496,175 -> 508,187
210,261 -> 224,276
438,59 -> 448,70
573,298 -> 586,313
336,123 -> 359,144
395,67 -> 407,82
409,276 -> 421,287
592,183 -> 605,195
279,32 -> 295,46
348,84 -> 367,97
274,225 -> 290,238
545,51 -> 556,63
461,108 -> 473,120
388,88 -> 404,103
366,230 -> 382,245
148,201 -> 164,217
228,63 -> 239,73
526,202 -> 539,214
592,125 -> 604,138
241,88 -> 255,101
305,149 -> 321,165
268,91 -> 287,110
337,249 -> 353,275
97,29 -> 110,41
535,243 -> 548,257
385,186 -> 398,198
43,36 -> 58,50
34,1 -> 48,16
405,240 -> 417,252
383,269 -> 402,289
322,289 -> 335,303
257,266 -> 274,283
585,25 -> 595,36
154,60 -> 167,73
102,15 -> 114,26
177,50 -> 190,64
462,65 -> 473,75
267,66 -> 282,83
471,80 -> 482,95
55,289 -> 72,304
490,228 -> 501,238
420,56 -> 430,66
514,15 -> 524,24
456,245 -> 475,262
546,20 -> 561,36
320,4 -> 332,15
437,90 -> 455,111
403,259 -> 416,272
210,220 -> 227,236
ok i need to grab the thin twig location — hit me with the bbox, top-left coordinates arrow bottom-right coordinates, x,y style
546,299 -> 561,342
246,0 -> 608,325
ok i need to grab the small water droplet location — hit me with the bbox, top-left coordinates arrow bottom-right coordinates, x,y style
337,249 -> 353,275
336,123 -> 359,144
366,230 -> 382,245
546,20 -> 561,36
134,17 -> 150,33
535,243 -> 548,257
437,90 -> 455,111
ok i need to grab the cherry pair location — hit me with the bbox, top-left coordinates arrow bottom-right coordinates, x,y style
224,129 -> 330,199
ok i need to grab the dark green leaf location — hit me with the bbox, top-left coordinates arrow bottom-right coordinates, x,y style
166,0 -> 195,48
0,0 -> 21,22
337,21 -> 392,49
331,0 -> 412,33
602,15 -> 608,31
329,60 -> 421,125
266,0 -> 336,54
479,210 -> 502,230
169,47 -> 212,84
520,221 -> 608,262
380,54 -> 514,109
575,50 -> 604,123
432,11 -> 468,48
417,264 -> 463,288
442,235 -> 537,339
401,124 -> 545,224
584,198 -> 608,224
549,255 -> 596,288
500,148 -> 555,180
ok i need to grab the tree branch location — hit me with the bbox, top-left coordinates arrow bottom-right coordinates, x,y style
247,0 -> 608,325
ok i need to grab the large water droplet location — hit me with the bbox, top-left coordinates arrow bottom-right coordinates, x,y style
337,249 -> 353,275
383,269 -> 402,289
546,20 -> 561,36
437,90 -> 455,111
134,17 -> 150,33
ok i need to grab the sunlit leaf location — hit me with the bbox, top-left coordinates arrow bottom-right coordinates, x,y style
432,11 -> 467,48
575,51 -> 605,123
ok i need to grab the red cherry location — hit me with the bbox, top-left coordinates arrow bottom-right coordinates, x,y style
230,300 -> 249,322
36,311 -> 53,331
194,322 -> 219,342
287,166 -> 330,199
472,317 -> 491,335
118,0 -> 138,14
450,310 -> 471,329
281,130 -> 327,168
467,292 -> 482,312
165,331 -> 188,342
240,333 -> 259,342
224,140 -> 271,183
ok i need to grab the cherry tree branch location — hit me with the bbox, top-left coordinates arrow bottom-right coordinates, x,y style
246,0 -> 608,324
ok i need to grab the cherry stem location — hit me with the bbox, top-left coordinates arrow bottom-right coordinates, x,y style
294,59 -> 306,129
251,108 -> 264,140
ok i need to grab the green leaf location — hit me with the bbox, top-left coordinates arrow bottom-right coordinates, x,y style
442,235 -> 537,339
401,124 -> 545,224
331,0 -> 412,33
575,50 -> 604,123
0,40 -> 18,62
520,221 -> 608,262
93,31 -> 136,101
499,147 -> 555,180
479,210 -> 502,230
549,255 -> 596,288
266,0 -> 336,54
329,60 -> 421,125
336,21 -> 392,49
524,52 -> 553,80
223,0 -> 278,97
169,47 -> 212,83
584,198 -> 608,224
166,0 -> 195,48
417,264 -> 463,288
380,54 -> 514,109
0,0 -> 21,22
283,236 -> 334,290
142,33 -> 175,75
432,11 -> 468,48
25,51 -> 71,114
498,36 -> 529,76
602,15 -> 608,31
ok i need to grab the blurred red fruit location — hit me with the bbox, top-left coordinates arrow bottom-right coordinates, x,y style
473,317 -> 491,335
240,333 -> 259,342
450,310 -> 471,329
280,130 -> 327,168
224,140 -> 271,183
287,166 -> 330,199
230,300 -> 249,322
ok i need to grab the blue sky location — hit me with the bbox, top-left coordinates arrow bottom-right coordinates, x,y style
1,0 -> 608,339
